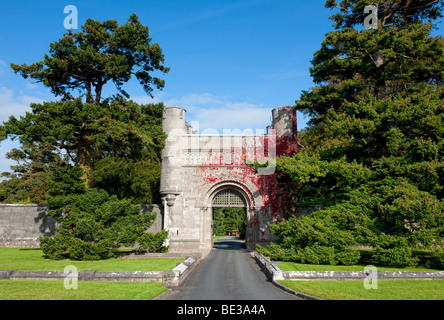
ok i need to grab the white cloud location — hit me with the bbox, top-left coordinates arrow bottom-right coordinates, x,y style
190,102 -> 271,133
0,87 -> 43,123
131,92 -> 165,105
131,91 -> 274,132
0,87 -> 44,175
0,143 -> 17,177
165,92 -> 227,107
179,94 -> 272,132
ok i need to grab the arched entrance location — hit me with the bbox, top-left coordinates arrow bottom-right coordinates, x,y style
212,189 -> 246,239
203,182 -> 258,249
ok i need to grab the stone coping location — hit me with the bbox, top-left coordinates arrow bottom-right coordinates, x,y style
0,254 -> 201,286
0,204 -> 48,207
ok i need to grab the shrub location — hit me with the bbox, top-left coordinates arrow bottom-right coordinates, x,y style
336,248 -> 361,265
137,230 -> 169,253
425,250 -> 444,270
370,233 -> 409,249
39,234 -> 69,260
256,243 -> 295,262
296,245 -> 337,265
40,188 -> 168,260
371,247 -> 419,268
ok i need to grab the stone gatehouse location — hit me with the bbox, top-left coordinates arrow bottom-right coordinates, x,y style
160,105 -> 297,254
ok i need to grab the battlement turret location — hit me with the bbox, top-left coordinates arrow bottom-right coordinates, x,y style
162,106 -> 187,136
160,106 -> 187,195
270,106 -> 297,156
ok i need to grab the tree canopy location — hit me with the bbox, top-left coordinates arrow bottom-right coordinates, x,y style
258,0 -> 444,268
0,98 -> 166,194
1,14 -> 168,188
213,207 -> 246,238
325,0 -> 443,29
11,14 -> 169,104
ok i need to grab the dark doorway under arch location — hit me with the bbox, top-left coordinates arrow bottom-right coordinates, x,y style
213,207 -> 246,238
212,189 -> 246,239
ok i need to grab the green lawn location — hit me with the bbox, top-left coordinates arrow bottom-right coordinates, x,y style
278,280 -> 444,300
277,261 -> 444,300
0,280 -> 167,300
0,248 -> 184,271
0,248 -> 182,300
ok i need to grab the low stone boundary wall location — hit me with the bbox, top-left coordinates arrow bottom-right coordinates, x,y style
253,252 -> 444,281
252,252 -> 324,300
0,203 -> 163,248
281,270 -> 444,281
0,255 -> 200,286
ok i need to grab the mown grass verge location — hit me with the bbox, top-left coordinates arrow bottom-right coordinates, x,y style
0,248 -> 184,271
0,280 -> 166,300
278,279 -> 444,300
0,247 -> 183,300
276,259 -> 444,300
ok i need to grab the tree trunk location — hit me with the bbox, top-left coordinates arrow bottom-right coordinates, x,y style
85,80 -> 93,104
94,80 -> 103,104
375,77 -> 387,101
76,128 -> 93,188
372,52 -> 387,100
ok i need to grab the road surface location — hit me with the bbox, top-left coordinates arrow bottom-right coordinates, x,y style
165,237 -> 301,300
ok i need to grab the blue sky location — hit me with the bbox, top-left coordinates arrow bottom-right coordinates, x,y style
0,0 -> 334,128
0,0 -> 442,174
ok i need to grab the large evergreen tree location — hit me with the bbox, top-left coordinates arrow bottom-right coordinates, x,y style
3,14 -> 169,186
258,1 -> 444,267
11,14 -> 169,104
0,98 -> 166,201
299,1 -> 443,128
0,15 -> 169,259
1,14 -> 168,193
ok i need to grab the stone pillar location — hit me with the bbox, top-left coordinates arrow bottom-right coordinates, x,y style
199,207 -> 212,251
245,207 -> 260,250
160,106 -> 187,251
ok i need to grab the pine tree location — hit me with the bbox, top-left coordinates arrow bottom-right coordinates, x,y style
297,0 -> 443,162
259,1 -> 444,266
4,14 -> 169,185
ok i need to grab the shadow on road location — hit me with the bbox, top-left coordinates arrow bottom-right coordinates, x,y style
212,236 -> 246,250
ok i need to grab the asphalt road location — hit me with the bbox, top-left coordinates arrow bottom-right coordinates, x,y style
165,237 -> 302,300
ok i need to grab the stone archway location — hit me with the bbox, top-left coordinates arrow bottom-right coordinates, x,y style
199,181 -> 259,250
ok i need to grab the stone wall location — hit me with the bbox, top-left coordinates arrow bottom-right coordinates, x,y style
141,204 -> 163,234
0,203 -> 163,248
0,204 -> 56,248
254,252 -> 444,282
293,204 -> 324,219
